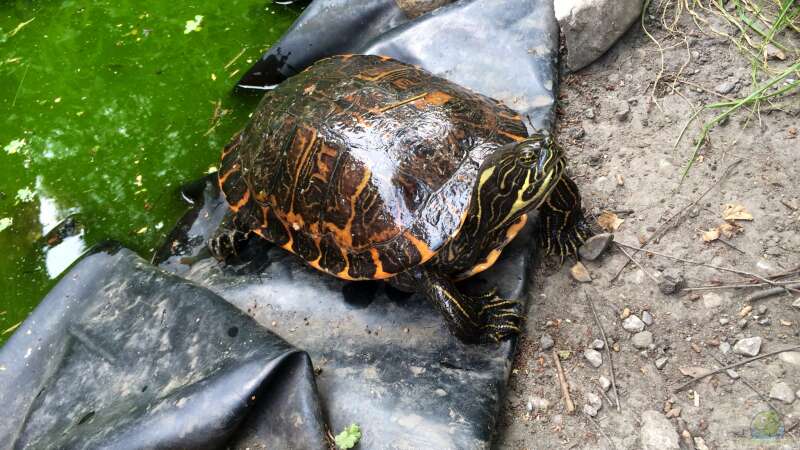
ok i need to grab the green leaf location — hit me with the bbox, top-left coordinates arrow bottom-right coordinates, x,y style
334,423 -> 361,449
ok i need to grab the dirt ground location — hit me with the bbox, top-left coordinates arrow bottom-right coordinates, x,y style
496,3 -> 800,450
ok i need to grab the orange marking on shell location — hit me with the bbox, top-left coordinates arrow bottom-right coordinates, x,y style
217,164 -> 239,186
403,231 -> 436,262
289,128 -> 318,213
324,168 -> 372,250
424,91 -> 453,106
497,129 -> 527,142
229,189 -> 250,213
369,248 -> 393,279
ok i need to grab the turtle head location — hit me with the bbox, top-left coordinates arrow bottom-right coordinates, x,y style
474,134 -> 565,227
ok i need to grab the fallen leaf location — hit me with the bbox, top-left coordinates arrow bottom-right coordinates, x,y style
570,262 -> 592,283
718,222 -> 739,238
597,211 -> 624,232
702,228 -> 720,242
558,350 -> 572,360
184,15 -> 204,34
334,424 -> 361,450
722,203 -> 753,221
0,217 -> 12,232
135,226 -> 148,235
679,366 -> 712,378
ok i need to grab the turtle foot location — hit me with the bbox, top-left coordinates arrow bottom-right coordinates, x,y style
477,294 -> 524,343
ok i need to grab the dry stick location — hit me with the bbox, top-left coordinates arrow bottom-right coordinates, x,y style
610,159 -> 743,282
614,241 -> 800,295
682,279 -> 800,292
614,243 -> 660,284
707,352 -> 783,418
747,283 -> 800,302
674,346 -> 800,393
584,290 -> 621,411
552,350 -> 576,413
587,416 -> 619,450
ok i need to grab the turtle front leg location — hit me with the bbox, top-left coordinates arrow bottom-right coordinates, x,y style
418,270 -> 523,343
538,175 -> 593,260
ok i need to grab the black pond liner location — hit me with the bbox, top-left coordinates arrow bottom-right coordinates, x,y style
0,0 -> 559,448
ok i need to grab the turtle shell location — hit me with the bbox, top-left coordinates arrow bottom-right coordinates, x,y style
219,54 -> 528,280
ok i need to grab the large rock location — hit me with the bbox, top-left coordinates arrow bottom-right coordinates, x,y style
640,410 -> 680,450
555,0 -> 645,71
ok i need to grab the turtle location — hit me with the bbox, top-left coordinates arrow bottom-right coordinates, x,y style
213,54 -> 592,343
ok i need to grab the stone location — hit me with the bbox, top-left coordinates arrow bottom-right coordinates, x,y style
614,101 -> 630,121
719,317 -> 730,325
585,349 -> 603,368
779,351 -> 800,366
764,43 -> 786,60
719,342 -> 731,354
583,404 -> 599,417
584,108 -> 596,119
585,392 -> 603,414
792,298 -> 800,309
694,436 -> 710,450
591,339 -> 605,350
599,375 -> 611,391
715,80 -> 737,95
640,410 -> 680,450
622,315 -> 646,333
725,369 -> 739,379
665,407 -> 681,418
738,318 -> 748,329
769,382 -> 796,404
642,310 -> 654,326
757,305 -> 767,315
578,233 -> 614,260
655,357 -> 668,370
702,293 -> 723,309
540,334 -> 555,351
632,331 -> 654,349
556,0 -> 646,71
658,268 -> 685,295
571,262 -> 592,283
527,396 -> 551,412
733,337 -> 762,356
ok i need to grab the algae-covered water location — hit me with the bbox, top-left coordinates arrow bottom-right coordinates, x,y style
0,1 -> 301,342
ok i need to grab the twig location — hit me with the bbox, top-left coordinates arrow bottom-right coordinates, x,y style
610,159 -> 742,282
11,64 -> 29,108
613,241 -> 800,295
682,279 -> 800,292
614,243 -> 660,285
552,350 -> 576,413
707,352 -> 783,418
223,47 -> 247,70
716,237 -> 746,255
674,346 -> 800,393
588,416 -> 619,450
746,283 -> 800,302
584,290 -> 620,411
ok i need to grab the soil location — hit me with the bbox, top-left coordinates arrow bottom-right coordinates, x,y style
495,3 -> 800,449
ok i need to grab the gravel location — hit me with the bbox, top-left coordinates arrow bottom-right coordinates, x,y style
585,349 -> 603,368
632,331 -> 654,349
655,357 -> 668,370
622,315 -> 646,333
642,310 -> 654,326
590,338 -> 605,350
599,375 -> 611,391
769,382 -> 796,404
733,337 -> 762,356
540,334 -> 555,351
640,410 -> 680,450
719,342 -> 731,354
658,268 -> 685,295
578,233 -> 614,260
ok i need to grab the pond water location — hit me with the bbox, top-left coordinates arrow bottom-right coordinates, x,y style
0,1 -> 301,343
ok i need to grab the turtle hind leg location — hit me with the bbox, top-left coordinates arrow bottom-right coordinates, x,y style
538,175 -> 594,261
207,212 -> 250,263
416,269 -> 523,343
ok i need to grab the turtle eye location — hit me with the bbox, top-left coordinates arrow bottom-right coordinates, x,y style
516,140 -> 541,167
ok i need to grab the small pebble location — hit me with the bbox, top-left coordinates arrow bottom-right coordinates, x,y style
642,311 -> 654,326
738,318 -> 748,329
666,407 -> 682,418
621,307 -> 631,320
733,337 -> 762,356
658,268 -> 685,295
769,382 -> 796,404
527,396 -> 551,412
719,317 -> 730,325
578,233 -> 614,261
614,101 -> 630,122
584,108 -> 595,119
570,262 -> 592,283
586,392 -> 603,411
585,349 -> 603,368
632,331 -> 654,349
583,404 -> 599,417
623,315 -> 646,333
694,436 -> 710,450
599,376 -> 611,391
655,357 -> 668,370
540,334 -> 555,350
725,369 -> 739,379
793,298 -> 800,309
702,293 -> 723,309
714,80 -> 737,95
719,342 -> 731,354
591,339 -> 605,350
757,305 -> 767,315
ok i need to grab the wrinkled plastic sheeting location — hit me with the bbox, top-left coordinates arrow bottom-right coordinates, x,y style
239,0 -> 560,131
0,1 -> 560,448
0,244 -> 328,450
155,177 -> 537,449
